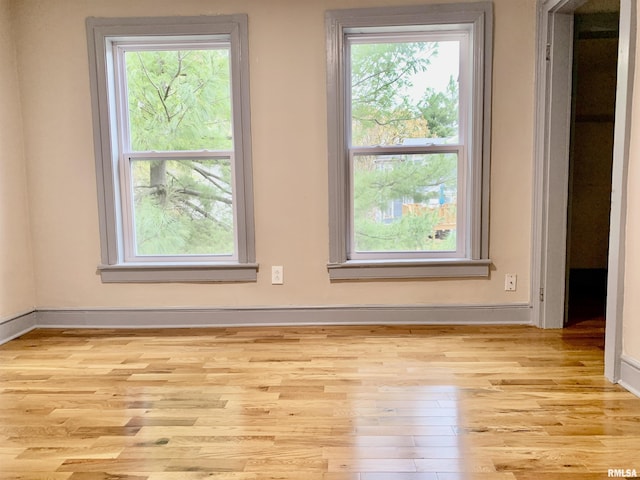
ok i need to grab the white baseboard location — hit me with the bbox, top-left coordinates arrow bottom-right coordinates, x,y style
35,303 -> 532,329
0,311 -> 38,345
619,354 -> 640,398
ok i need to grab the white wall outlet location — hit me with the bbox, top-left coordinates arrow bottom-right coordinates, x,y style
271,266 -> 284,285
505,274 -> 517,291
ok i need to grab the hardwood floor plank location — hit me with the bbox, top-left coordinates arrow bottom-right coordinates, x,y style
361,473 -> 439,480
0,474 -> 72,480
327,458 -> 417,473
67,473 -> 147,480
1,319 -> 639,478
322,446 -> 461,459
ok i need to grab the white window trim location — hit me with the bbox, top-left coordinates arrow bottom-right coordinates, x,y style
86,15 -> 257,283
325,3 -> 493,280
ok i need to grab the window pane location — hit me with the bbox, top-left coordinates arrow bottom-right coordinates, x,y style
131,158 -> 234,256
350,40 -> 459,147
352,153 -> 457,253
125,48 -> 232,152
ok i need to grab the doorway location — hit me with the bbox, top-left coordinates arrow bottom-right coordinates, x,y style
566,9 -> 619,325
533,0 -> 635,381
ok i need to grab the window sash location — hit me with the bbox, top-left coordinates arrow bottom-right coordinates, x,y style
119,151 -> 237,263
345,30 -> 470,260
112,40 -> 233,152
113,39 -> 239,263
348,145 -> 466,260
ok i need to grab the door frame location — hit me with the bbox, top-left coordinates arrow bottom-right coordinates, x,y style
532,0 -> 635,382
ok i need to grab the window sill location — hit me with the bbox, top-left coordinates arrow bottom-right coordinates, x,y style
98,262 -> 259,283
327,258 -> 491,280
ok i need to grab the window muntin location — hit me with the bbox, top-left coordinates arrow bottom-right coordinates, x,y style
346,30 -> 469,260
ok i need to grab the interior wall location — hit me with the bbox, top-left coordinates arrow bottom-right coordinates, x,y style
622,6 -> 640,360
11,0 -> 536,310
575,0 -> 620,13
0,0 -> 35,320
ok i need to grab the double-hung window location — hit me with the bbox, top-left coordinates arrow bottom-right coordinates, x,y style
326,3 -> 493,279
87,16 -> 256,282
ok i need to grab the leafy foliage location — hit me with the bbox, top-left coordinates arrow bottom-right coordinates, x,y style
350,40 -> 460,253
419,77 -> 460,139
131,159 -> 233,256
353,154 -> 457,252
122,39 -> 461,257
351,41 -> 435,146
124,48 -> 235,256
127,49 -> 232,151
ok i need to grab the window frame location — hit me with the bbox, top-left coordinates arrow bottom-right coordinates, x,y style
325,3 -> 493,280
86,15 -> 257,283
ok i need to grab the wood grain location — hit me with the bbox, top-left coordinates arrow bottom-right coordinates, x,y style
1,319 -> 639,479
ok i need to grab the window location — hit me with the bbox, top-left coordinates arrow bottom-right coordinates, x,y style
326,3 -> 493,279
87,16 -> 256,282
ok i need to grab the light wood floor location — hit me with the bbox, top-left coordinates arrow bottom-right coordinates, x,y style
1,319 -> 639,479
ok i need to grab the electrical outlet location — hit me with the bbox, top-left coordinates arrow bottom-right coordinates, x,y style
271,266 -> 284,285
505,274 -> 517,291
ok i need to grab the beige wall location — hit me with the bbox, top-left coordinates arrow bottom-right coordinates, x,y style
10,0 -> 535,310
0,0 -> 35,319
622,6 -> 640,360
